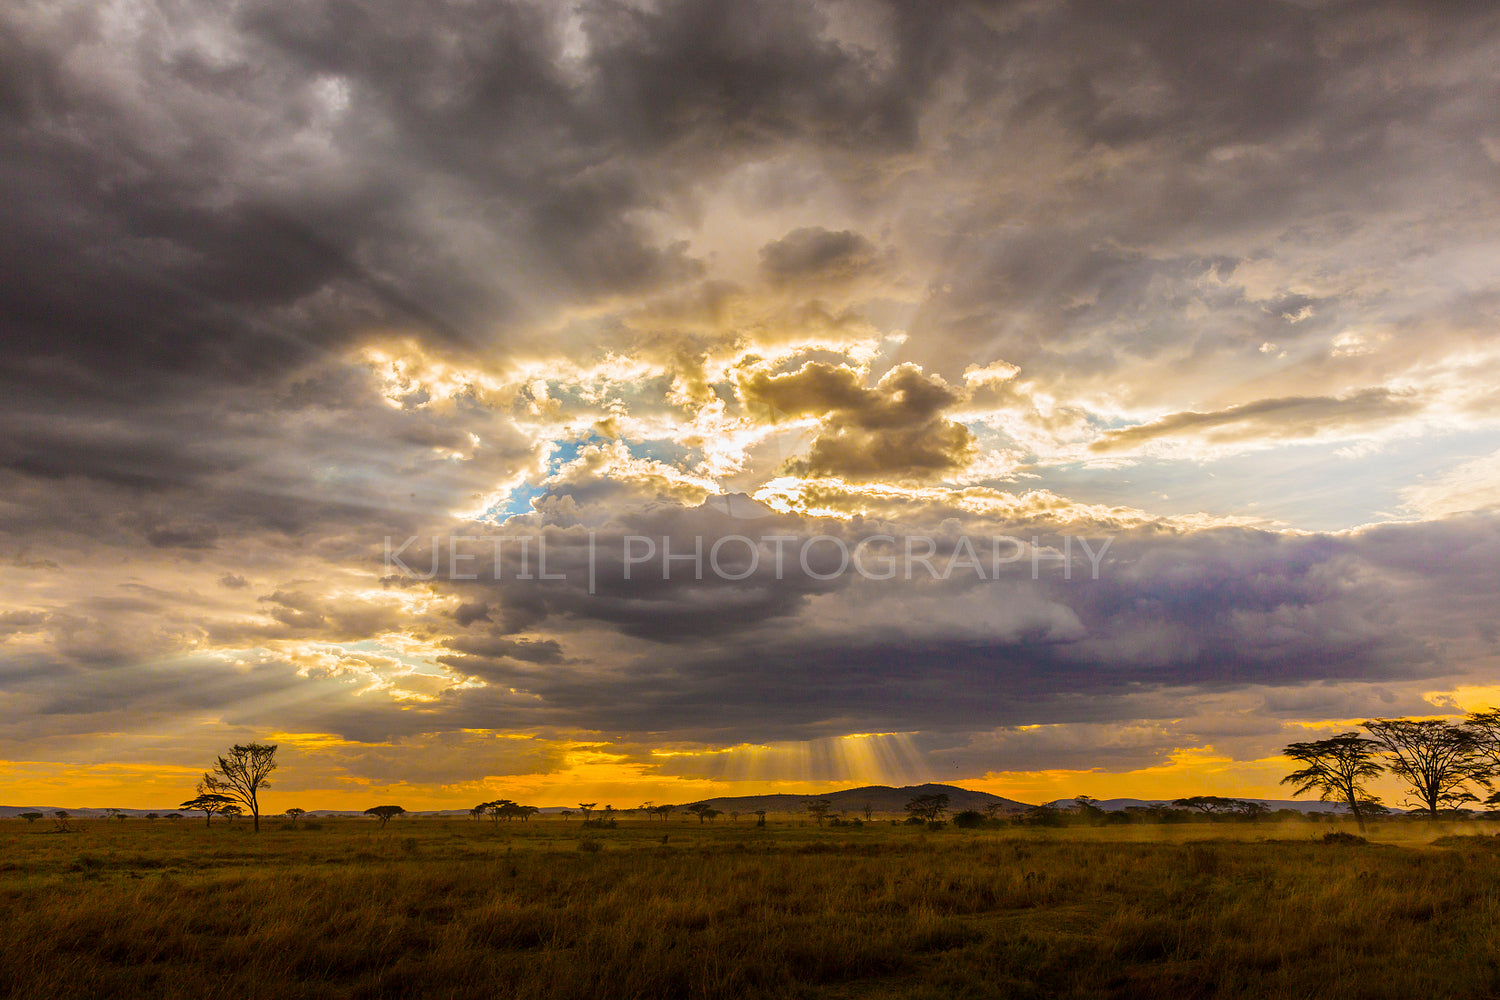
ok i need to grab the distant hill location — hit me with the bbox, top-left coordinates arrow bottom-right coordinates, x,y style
690,783 -> 1033,817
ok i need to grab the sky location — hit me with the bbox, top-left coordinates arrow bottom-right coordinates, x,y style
3,0 -> 1500,812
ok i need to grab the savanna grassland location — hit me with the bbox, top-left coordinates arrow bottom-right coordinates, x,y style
4,816 -> 1500,999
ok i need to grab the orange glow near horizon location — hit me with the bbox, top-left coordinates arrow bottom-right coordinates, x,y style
0,739 -> 1424,813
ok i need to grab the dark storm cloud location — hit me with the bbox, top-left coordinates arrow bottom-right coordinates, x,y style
352,501 -> 1492,744
0,0 -> 955,544
894,1 -> 1500,388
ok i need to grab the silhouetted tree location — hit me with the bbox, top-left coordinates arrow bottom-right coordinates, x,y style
285,807 -> 306,828
652,804 -> 675,822
145,813 -> 160,822
579,802 -> 596,822
560,810 -> 575,822
685,802 -> 716,823
365,805 -> 406,829
221,804 -> 243,825
180,791 -> 235,827
1464,708 -> 1500,806
202,742 -> 278,832
806,799 -> 832,826
52,810 -> 71,832
19,812 -> 43,824
1074,796 -> 1105,822
493,799 -> 518,823
754,809 -> 767,827
905,793 -> 949,822
1281,732 -> 1385,832
861,801 -> 875,822
1364,718 -> 1493,818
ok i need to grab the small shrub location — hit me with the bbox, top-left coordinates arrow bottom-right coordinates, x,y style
1321,831 -> 1367,845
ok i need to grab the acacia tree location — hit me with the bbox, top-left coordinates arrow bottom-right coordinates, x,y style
1364,718 -> 1493,818
478,799 -> 516,824
1463,709 -> 1500,805
906,793 -> 949,823
1281,732 -> 1385,832
806,800 -> 832,826
366,805 -> 405,829
684,802 -> 716,824
285,807 -> 306,828
19,812 -> 43,824
202,742 -> 278,832
180,791 -> 234,827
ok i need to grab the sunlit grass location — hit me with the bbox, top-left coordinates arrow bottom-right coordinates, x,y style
3,816 -> 1500,998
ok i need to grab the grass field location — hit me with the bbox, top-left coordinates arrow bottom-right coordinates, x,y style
4,816 -> 1500,999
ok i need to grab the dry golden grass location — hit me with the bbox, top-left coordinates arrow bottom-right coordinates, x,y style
3,816 -> 1500,998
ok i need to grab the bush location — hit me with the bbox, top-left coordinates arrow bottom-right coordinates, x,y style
952,810 -> 986,829
1321,831 -> 1368,845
